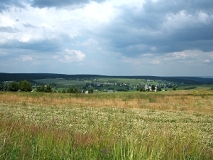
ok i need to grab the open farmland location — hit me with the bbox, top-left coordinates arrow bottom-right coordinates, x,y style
0,91 -> 213,159
34,77 -> 169,92
35,79 -> 86,87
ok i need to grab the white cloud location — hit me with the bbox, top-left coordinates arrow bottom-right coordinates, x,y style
164,50 -> 197,61
204,59 -> 210,63
151,60 -> 160,64
0,1 -> 118,44
82,38 -> 98,46
1,0 -> 213,76
20,55 -> 33,61
198,11 -> 209,23
109,0 -> 145,7
0,15 -> 15,27
83,1 -> 115,23
122,49 -> 213,67
54,49 -> 86,63
163,10 -> 213,32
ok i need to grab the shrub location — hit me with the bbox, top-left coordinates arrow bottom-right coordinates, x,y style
67,86 -> 79,93
8,81 -> 19,92
88,88 -> 94,94
45,84 -> 52,93
36,84 -> 52,92
19,80 -> 32,92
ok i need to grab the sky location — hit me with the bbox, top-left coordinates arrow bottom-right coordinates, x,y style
0,0 -> 213,76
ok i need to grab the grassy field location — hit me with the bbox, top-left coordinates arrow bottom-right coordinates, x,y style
97,78 -> 147,84
35,79 -> 86,87
0,91 -> 213,159
91,77 -> 165,86
177,84 -> 213,91
35,78 -> 167,87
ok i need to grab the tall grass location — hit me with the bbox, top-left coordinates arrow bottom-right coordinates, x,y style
0,91 -> 213,159
1,118 -> 211,159
0,91 -> 213,113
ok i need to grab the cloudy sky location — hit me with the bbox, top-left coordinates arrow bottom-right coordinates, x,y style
0,0 -> 213,76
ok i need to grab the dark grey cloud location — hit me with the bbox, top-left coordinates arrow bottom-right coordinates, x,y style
0,0 -> 25,11
144,0 -> 213,14
0,39 -> 61,53
98,0 -> 213,56
23,23 -> 38,28
31,0 -> 106,8
0,26 -> 19,33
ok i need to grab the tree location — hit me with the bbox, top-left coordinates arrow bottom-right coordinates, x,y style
45,84 -> 52,93
157,87 -> 162,91
173,86 -> 176,91
151,85 -> 155,91
36,85 -> 45,92
19,80 -> 32,92
8,81 -> 19,92
136,86 -> 140,91
36,84 -> 52,92
67,86 -> 74,93
140,87 -> 145,92
88,88 -> 94,94
62,89 -> 66,93
0,83 -> 4,91
67,86 -> 79,93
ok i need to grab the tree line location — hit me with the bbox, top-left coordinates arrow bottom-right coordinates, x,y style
0,80 -> 94,93
0,80 -> 32,92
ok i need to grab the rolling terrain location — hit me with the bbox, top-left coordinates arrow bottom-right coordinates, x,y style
1,73 -> 213,84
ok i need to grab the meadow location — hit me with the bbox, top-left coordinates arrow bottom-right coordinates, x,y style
35,79 -> 86,87
34,77 -> 165,88
0,91 -> 213,159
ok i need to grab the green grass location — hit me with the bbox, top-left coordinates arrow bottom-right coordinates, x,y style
177,84 -> 213,91
97,77 -> 163,85
35,79 -> 86,87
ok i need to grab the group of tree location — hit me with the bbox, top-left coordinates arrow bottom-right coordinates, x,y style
66,86 -> 79,93
36,84 -> 52,93
62,86 -> 94,94
1,80 -> 95,94
88,88 -> 94,93
2,80 -> 32,92
0,83 -> 4,91
136,84 -> 178,92
137,85 -> 162,92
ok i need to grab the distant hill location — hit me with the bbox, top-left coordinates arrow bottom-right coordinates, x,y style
1,73 -> 213,84
0,73 -> 100,82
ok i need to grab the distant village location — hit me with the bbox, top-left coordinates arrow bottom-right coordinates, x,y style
54,78 -> 178,93
1,77 -> 179,93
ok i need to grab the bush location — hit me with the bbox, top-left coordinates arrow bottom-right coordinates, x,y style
88,88 -> 94,94
140,88 -> 145,92
67,86 -> 79,93
151,85 -> 155,91
19,80 -> 32,92
36,84 -> 52,93
0,83 -> 4,91
45,84 -> 52,93
157,87 -> 161,91
36,85 -> 45,92
8,81 -> 19,92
